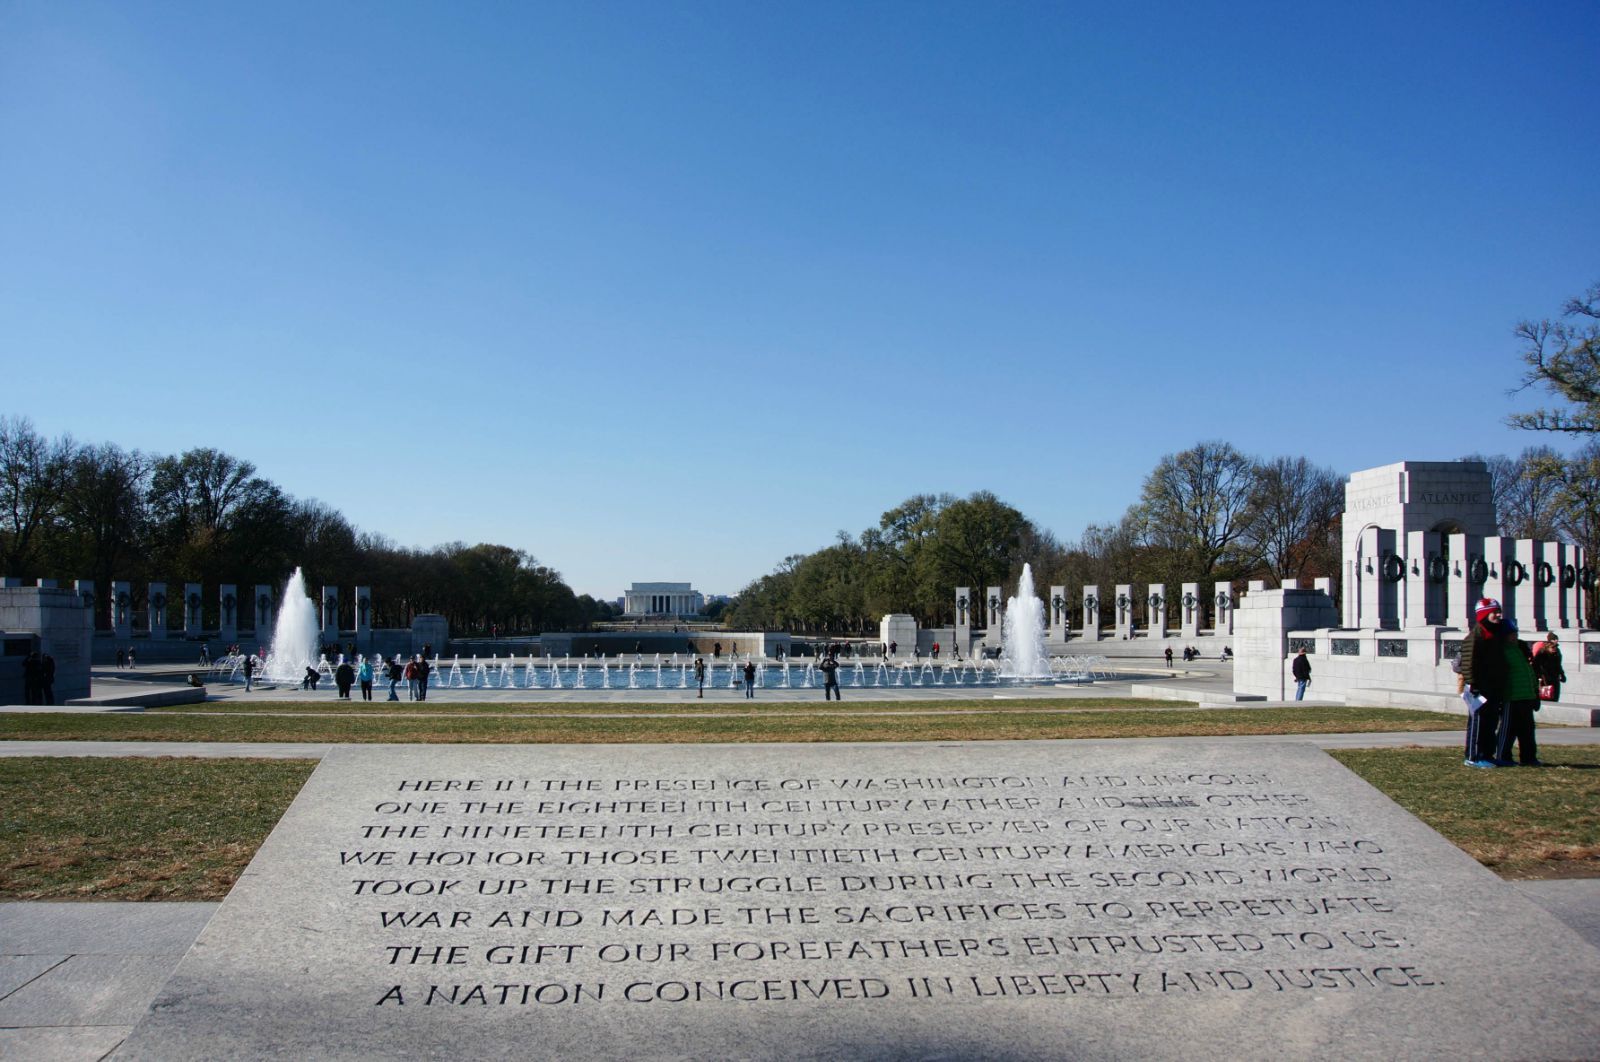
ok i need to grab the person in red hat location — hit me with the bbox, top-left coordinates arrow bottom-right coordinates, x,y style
1457,598 -> 1508,767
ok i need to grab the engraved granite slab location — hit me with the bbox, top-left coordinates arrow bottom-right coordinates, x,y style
117,741 -> 1600,1060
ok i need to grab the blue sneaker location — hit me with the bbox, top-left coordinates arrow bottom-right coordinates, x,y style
1468,759 -> 1498,768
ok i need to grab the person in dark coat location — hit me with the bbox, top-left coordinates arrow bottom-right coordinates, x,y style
819,654 -> 841,700
694,657 -> 706,698
1291,648 -> 1311,701
1533,633 -> 1567,703
742,660 -> 756,699
416,655 -> 431,701
1458,598 -> 1508,767
22,652 -> 41,705
335,660 -> 355,700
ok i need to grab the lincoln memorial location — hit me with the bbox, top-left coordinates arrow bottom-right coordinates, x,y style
622,581 -> 704,617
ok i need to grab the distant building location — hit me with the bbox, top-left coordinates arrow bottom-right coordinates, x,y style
622,582 -> 704,618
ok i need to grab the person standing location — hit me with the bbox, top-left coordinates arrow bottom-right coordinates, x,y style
357,658 -> 374,701
820,653 -> 841,700
1458,598 -> 1509,768
127,646 -> 136,669
694,656 -> 706,699
1291,648 -> 1311,700
22,652 -> 41,705
243,653 -> 255,692
1497,620 -> 1542,767
116,647 -> 126,669
889,640 -> 897,657
1533,633 -> 1567,703
416,655 -> 431,701
335,659 -> 355,700
743,660 -> 756,699
405,657 -> 419,700
1165,646 -> 1174,669
387,656 -> 402,701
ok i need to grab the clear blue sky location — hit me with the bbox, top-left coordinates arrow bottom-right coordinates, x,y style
3,1 -> 1597,599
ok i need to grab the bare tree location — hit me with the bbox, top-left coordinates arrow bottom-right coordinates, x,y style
1134,441 -> 1260,577
1462,448 -> 1564,538
1245,456 -> 1344,584
0,416 -> 73,575
1508,282 -> 1600,434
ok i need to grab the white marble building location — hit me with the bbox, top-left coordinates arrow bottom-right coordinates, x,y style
622,582 -> 704,618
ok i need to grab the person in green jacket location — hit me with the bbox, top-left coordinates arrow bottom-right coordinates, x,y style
1496,619 -> 1541,766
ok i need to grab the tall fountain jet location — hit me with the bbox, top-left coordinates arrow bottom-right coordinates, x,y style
263,567 -> 320,682
1000,563 -> 1052,680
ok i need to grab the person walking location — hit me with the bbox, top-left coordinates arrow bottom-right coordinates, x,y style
243,653 -> 255,692
335,659 -> 355,700
743,660 -> 756,699
694,656 -> 706,698
1533,633 -> 1567,703
405,657 -> 419,700
1497,619 -> 1542,766
387,656 -> 402,701
1291,648 -> 1311,700
126,646 -> 136,669
116,647 -> 126,669
1459,598 -> 1509,768
889,640 -> 897,658
416,655 -> 431,701
820,653 -> 841,701
357,658 -> 374,701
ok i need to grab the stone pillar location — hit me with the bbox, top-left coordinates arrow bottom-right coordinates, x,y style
1401,531 -> 1427,628
0,577 -> 21,587
356,586 -> 373,646
1576,545 -> 1591,629
74,580 -> 96,630
184,582 -> 204,638
1048,585 -> 1068,644
148,582 -> 168,639
1147,584 -> 1167,639
0,586 -> 93,702
1513,539 -> 1540,631
1214,581 -> 1234,635
1482,536 -> 1513,624
954,587 -> 972,652
36,578 -> 57,588
1447,533 -> 1474,630
985,586 -> 1003,635
1113,584 -> 1133,639
254,585 -> 276,641
1179,582 -> 1200,640
1081,585 -> 1101,642
1554,543 -> 1579,630
112,581 -> 132,639
321,586 -> 339,644
1532,541 -> 1560,631
1233,587 -> 1340,700
219,585 -> 238,644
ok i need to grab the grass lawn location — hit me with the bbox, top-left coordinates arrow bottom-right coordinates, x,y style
0,705 -> 1459,744
0,757 -> 317,900
1331,745 -> 1600,879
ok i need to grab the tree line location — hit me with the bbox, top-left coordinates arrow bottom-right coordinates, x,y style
0,420 -> 614,635
726,279 -> 1600,633
723,448 -> 1348,634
